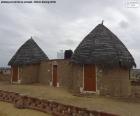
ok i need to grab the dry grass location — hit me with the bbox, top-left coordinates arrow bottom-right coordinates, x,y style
0,81 -> 140,116
0,101 -> 51,116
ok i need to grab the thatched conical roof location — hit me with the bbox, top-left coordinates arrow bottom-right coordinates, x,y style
72,24 -> 136,68
8,38 -> 48,66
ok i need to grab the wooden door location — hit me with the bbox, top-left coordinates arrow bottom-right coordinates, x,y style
12,66 -> 18,82
53,65 -> 57,87
84,64 -> 96,91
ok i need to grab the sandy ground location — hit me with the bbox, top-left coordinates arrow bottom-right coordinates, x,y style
0,81 -> 140,116
0,101 -> 51,116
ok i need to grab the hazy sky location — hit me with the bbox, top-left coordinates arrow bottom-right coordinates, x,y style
0,0 -> 140,68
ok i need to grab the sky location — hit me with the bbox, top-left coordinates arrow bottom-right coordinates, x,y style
0,0 -> 140,68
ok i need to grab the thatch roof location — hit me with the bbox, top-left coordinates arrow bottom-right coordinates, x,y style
72,24 -> 136,68
8,38 -> 48,66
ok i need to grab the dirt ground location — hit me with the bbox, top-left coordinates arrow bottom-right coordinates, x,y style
0,81 -> 140,116
0,101 -> 51,116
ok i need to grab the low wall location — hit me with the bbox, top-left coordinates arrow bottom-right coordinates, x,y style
0,73 -> 10,81
0,90 -> 118,116
131,85 -> 140,98
131,81 -> 140,86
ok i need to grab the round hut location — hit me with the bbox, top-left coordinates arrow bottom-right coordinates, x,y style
8,37 -> 48,84
72,23 -> 136,97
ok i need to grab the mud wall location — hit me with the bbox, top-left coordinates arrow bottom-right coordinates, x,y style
39,60 -> 83,91
19,64 -> 40,84
97,67 -> 131,97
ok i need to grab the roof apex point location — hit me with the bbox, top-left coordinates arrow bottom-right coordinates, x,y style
30,36 -> 33,39
101,20 -> 104,25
